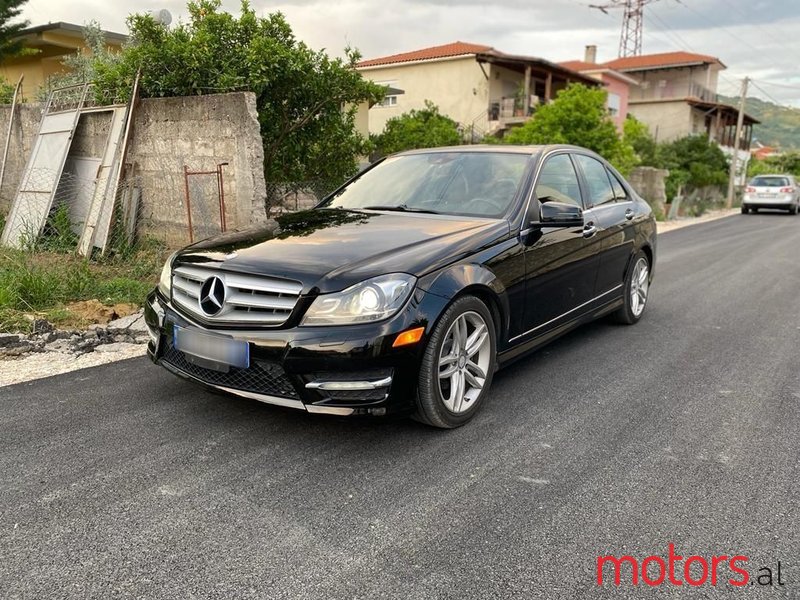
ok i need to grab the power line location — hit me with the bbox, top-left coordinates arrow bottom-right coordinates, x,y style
670,0 -> 763,56
750,80 -> 791,106
748,79 -> 800,92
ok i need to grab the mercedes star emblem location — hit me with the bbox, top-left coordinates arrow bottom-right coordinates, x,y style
199,276 -> 226,316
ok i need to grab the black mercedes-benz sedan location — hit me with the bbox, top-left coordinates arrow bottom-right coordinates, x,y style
145,145 -> 656,428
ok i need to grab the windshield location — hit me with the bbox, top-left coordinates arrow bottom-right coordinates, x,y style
323,152 -> 530,218
750,176 -> 790,187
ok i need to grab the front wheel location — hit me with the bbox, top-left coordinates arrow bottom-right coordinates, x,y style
415,296 -> 497,429
612,252 -> 651,325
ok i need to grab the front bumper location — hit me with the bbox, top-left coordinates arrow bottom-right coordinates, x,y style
144,288 -> 448,417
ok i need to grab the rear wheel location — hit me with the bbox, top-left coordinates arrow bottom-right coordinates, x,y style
792,204 -> 799,215
415,296 -> 496,429
741,205 -> 749,214
612,251 -> 650,325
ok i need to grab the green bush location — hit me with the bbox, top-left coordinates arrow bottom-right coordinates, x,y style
654,135 -> 729,202
372,101 -> 462,156
502,83 -> 637,175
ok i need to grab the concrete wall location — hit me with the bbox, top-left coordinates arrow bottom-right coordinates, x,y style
628,166 -> 669,213
627,99 -> 693,143
128,92 -> 268,244
357,56 -> 489,134
0,104 -> 42,213
0,91 -> 268,246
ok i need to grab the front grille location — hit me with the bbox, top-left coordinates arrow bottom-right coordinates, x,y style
162,342 -> 299,399
172,264 -> 302,325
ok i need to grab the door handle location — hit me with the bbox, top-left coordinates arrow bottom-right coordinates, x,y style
583,223 -> 597,238
625,209 -> 634,221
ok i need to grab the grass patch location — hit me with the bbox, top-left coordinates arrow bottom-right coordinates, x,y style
0,242 -> 168,333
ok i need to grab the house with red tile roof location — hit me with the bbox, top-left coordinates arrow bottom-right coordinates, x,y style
559,46 -> 639,131
355,41 -> 600,138
598,50 -> 758,151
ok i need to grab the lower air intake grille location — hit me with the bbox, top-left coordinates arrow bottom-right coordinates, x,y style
162,342 -> 299,399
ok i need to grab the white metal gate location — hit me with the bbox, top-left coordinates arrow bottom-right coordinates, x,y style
0,84 -> 90,248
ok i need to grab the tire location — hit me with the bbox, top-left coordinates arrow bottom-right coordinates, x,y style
741,205 -> 748,214
414,295 -> 497,429
612,251 -> 651,325
792,204 -> 799,215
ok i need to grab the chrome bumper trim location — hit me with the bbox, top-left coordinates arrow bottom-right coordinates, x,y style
208,384 -> 306,411
305,376 -> 393,391
305,405 -> 356,416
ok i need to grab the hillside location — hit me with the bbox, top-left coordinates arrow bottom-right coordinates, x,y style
719,94 -> 800,150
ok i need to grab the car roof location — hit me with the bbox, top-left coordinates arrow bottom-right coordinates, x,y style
395,144 -> 599,158
751,174 -> 794,178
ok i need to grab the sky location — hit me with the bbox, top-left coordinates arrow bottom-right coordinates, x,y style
20,0 -> 800,106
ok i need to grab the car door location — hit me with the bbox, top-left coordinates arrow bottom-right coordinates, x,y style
573,153 -> 635,298
518,152 -> 600,338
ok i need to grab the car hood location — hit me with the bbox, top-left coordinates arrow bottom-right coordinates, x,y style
175,209 -> 510,293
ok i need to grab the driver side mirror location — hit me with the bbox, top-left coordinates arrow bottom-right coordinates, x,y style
531,201 -> 584,228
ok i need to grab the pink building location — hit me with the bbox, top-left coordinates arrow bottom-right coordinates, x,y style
559,46 -> 639,130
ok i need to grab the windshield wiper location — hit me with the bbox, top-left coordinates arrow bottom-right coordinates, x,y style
362,204 -> 440,214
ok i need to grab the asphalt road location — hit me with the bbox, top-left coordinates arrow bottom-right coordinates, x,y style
2,213 -> 799,599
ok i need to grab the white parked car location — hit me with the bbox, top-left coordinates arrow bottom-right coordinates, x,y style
741,174 -> 800,214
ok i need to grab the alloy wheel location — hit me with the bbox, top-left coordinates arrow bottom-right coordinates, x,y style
630,257 -> 650,317
437,311 -> 491,414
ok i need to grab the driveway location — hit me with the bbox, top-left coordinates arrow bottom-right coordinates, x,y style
1,213 -> 798,599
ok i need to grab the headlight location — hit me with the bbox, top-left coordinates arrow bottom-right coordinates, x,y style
158,251 -> 178,297
301,273 -> 416,326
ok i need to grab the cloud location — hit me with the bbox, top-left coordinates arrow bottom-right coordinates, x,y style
20,0 -> 800,105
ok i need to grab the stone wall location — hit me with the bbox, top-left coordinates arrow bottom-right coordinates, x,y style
0,104 -> 42,213
0,92 -> 268,246
628,166 -> 669,215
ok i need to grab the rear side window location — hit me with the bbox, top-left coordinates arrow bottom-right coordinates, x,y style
751,176 -> 790,187
535,154 -> 583,208
574,154 -> 615,207
608,169 -> 628,200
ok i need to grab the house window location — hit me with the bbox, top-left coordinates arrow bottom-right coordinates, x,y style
607,92 -> 621,117
375,80 -> 399,108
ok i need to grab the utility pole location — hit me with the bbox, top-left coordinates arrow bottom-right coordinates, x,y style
726,77 -> 749,209
589,0 -> 660,57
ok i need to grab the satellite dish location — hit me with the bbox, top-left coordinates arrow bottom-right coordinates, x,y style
150,9 -> 172,26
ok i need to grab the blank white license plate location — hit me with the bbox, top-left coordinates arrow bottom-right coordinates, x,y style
759,193 -> 777,198
173,326 -> 249,369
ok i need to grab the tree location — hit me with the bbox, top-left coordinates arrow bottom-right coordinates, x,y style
502,83 -> 636,174
747,151 -> 800,178
655,135 -> 729,201
87,0 -> 383,190
623,115 -> 657,166
38,21 -> 116,100
372,101 -> 462,156
0,0 -> 29,63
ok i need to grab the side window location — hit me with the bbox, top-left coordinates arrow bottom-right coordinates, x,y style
607,169 -> 628,201
534,154 -> 583,208
574,154 -> 615,207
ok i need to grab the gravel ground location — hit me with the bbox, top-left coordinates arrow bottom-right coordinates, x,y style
0,343 -> 146,387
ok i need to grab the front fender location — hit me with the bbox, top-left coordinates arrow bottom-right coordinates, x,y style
417,262 -> 511,344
